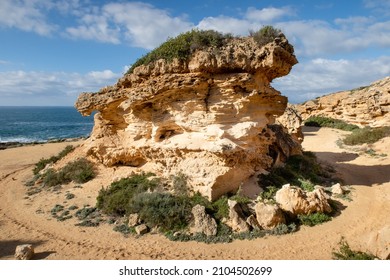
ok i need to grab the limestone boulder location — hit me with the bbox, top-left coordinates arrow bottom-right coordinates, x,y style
255,201 -> 286,229
128,213 -> 140,227
135,224 -> 149,235
227,200 -> 250,232
275,184 -> 332,217
15,244 -> 34,260
191,204 -> 217,236
366,226 -> 390,260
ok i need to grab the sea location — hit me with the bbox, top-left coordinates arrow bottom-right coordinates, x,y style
0,106 -> 95,143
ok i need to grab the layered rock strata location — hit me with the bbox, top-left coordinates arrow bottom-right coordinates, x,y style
297,76 -> 390,127
75,34 -> 299,200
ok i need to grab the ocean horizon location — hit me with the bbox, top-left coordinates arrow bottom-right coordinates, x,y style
0,106 -> 95,143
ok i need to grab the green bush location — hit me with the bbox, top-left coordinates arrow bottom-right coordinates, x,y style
259,151 -> 336,194
332,238 -> 376,260
42,158 -> 95,187
128,192 -> 192,231
298,212 -> 332,227
249,25 -> 282,46
33,145 -> 75,175
304,116 -> 359,131
127,29 -> 232,74
343,126 -> 390,145
96,173 -> 159,216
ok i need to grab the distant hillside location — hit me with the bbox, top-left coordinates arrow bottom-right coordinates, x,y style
297,76 -> 390,127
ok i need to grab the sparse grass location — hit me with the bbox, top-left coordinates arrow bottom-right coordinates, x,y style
127,29 -> 232,74
343,126 -> 390,145
33,145 -> 74,175
128,192 -> 192,231
65,193 -> 75,200
305,116 -> 359,131
113,224 -> 134,235
74,206 -> 102,227
259,151 -> 337,196
332,238 -> 376,260
249,25 -> 282,46
297,212 -> 332,227
41,158 -> 95,187
96,173 -> 159,216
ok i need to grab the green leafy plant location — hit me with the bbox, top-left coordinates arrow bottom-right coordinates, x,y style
304,116 -> 359,131
33,145 -> 75,175
249,25 -> 282,46
96,173 -> 159,216
127,29 -> 232,73
298,212 -> 332,226
343,126 -> 390,145
41,158 -> 95,187
332,238 -> 376,260
128,192 -> 192,231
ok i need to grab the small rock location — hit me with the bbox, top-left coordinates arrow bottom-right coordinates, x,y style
128,213 -> 140,227
367,226 -> 390,260
191,204 -> 218,236
135,224 -> 149,235
331,183 -> 345,195
15,244 -> 34,260
228,200 -> 250,232
255,202 -> 285,230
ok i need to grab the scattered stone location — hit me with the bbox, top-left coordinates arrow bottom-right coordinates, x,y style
15,244 -> 34,260
331,183 -> 346,195
228,200 -> 250,232
275,185 -> 332,217
191,204 -> 217,236
128,213 -> 140,227
135,224 -> 149,235
255,201 -> 286,230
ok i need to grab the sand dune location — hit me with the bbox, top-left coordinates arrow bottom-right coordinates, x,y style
0,128 -> 389,260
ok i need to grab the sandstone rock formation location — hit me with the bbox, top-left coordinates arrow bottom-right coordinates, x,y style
255,201 -> 286,230
297,76 -> 390,127
191,204 -> 218,236
75,31 -> 299,200
275,184 -> 332,217
227,199 -> 251,232
15,244 -> 34,260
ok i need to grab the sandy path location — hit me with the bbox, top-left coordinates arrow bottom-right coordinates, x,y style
0,128 -> 389,260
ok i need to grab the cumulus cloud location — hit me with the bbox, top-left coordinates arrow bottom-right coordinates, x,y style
0,69 -> 121,105
65,2 -> 194,49
0,0 -> 56,35
245,6 -> 295,22
274,56 -> 390,103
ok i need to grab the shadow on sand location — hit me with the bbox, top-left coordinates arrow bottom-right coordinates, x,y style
0,240 -> 56,260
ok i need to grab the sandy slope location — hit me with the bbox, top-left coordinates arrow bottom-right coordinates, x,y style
0,128 -> 389,260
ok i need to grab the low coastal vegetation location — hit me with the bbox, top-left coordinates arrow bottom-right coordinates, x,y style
305,116 -> 390,146
94,151 -> 340,243
304,116 -> 359,131
25,145 -> 96,194
343,126 -> 390,145
332,238 -> 377,260
33,145 -> 75,175
127,26 -> 281,74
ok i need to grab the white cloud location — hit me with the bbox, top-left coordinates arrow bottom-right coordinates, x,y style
0,69 -> 121,105
65,2 -> 194,49
274,56 -> 390,103
0,0 -> 56,35
245,6 -> 294,22
197,16 -> 252,35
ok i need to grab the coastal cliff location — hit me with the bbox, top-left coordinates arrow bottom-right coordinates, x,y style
297,76 -> 390,127
75,30 -> 299,200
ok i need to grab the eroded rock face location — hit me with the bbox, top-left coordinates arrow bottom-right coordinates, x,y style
275,184 -> 332,217
297,76 -> 390,127
191,204 -> 218,236
75,34 -> 299,200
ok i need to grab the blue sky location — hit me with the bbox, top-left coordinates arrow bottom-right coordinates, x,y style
1,0 -> 390,106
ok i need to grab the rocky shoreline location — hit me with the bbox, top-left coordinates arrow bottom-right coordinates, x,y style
0,137 -> 87,150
